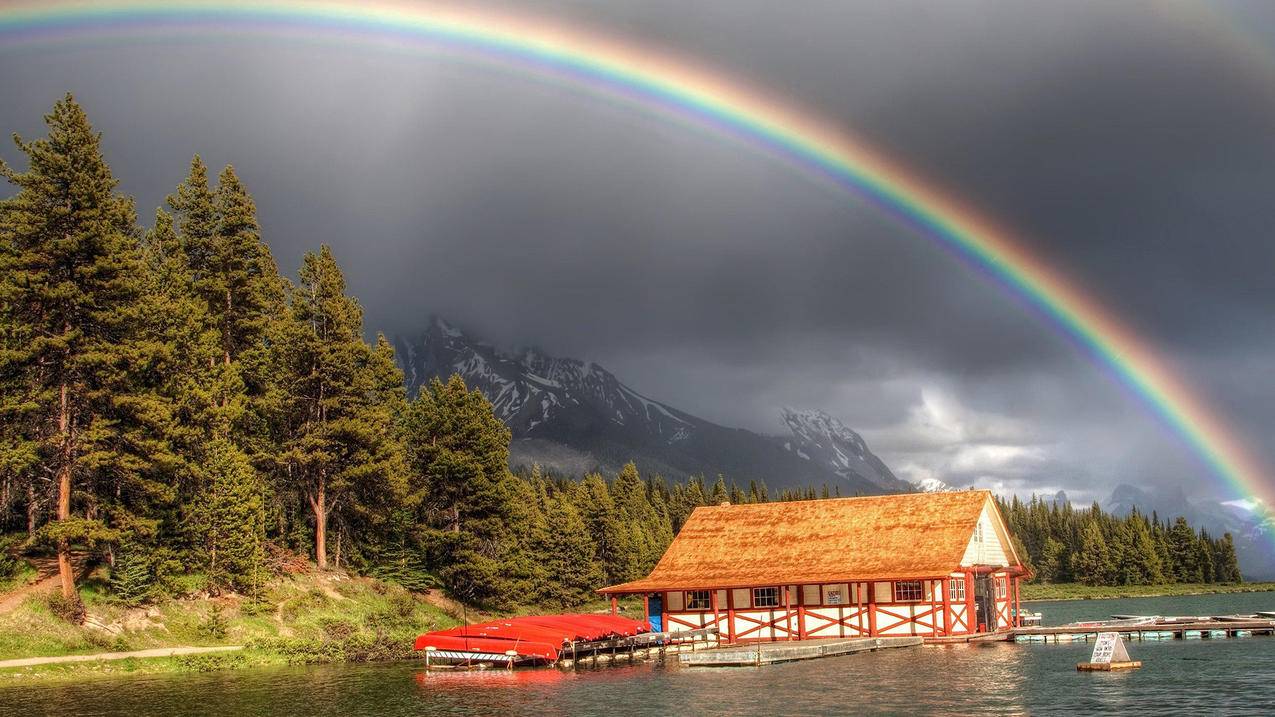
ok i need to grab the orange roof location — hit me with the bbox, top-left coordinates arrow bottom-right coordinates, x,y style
601,490 -> 1010,593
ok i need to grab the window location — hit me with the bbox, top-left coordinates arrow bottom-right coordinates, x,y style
685,590 -> 710,610
995,578 -> 1007,599
752,586 -> 780,608
974,523 -> 984,543
948,578 -> 966,602
893,580 -> 923,602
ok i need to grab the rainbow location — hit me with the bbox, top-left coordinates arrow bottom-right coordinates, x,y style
1,1 -> 1269,510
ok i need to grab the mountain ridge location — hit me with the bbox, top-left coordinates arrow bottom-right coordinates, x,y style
394,317 -> 909,494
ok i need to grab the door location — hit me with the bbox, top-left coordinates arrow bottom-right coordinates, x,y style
974,576 -> 994,632
648,594 -> 663,632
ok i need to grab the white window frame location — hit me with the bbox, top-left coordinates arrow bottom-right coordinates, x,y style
995,577 -> 1007,599
948,578 -> 966,602
752,586 -> 780,608
893,580 -> 924,602
685,590 -> 711,610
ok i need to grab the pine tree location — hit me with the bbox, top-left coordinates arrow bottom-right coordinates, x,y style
193,440 -> 265,593
538,495 -> 605,607
1215,533 -> 1242,583
1073,521 -> 1111,586
1168,516 -> 1201,582
109,541 -> 155,606
1036,537 -> 1065,583
277,246 -> 402,570
402,374 -> 528,605
0,95 -> 152,597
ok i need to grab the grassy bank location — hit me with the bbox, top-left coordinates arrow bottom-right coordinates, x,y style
0,567 -> 464,681
1021,582 -> 1275,601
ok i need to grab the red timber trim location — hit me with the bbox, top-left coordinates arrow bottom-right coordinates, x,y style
726,588 -> 737,643
1013,576 -> 1022,627
994,576 -> 1012,629
797,585 -> 808,640
711,589 -> 720,635
874,602 -> 939,636
964,571 -> 975,633
930,579 -> 941,637
783,585 -> 793,641
661,592 -> 669,632
867,581 -> 877,636
731,606 -> 795,641
859,583 -> 869,636
941,577 -> 953,637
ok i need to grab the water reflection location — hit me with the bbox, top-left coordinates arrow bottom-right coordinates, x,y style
5,593 -> 1275,716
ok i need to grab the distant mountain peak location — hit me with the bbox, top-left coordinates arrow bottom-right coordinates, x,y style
393,318 -> 905,495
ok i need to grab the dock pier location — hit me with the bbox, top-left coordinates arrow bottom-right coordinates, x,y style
1005,618 -> 1275,643
680,636 -> 922,667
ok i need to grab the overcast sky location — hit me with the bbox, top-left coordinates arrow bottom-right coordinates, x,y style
3,0 -> 1274,504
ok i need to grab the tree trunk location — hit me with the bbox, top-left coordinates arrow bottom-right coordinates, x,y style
313,471 -> 327,570
26,481 -> 38,537
56,380 -> 74,599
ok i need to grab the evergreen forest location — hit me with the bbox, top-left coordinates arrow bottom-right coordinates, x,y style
0,97 -> 1242,616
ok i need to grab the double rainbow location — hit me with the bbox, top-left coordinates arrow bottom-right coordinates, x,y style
1,0 -> 1268,510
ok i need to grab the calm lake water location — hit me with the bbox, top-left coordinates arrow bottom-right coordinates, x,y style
4,592 -> 1275,716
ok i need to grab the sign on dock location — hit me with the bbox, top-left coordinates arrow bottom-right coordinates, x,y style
1077,632 -> 1141,671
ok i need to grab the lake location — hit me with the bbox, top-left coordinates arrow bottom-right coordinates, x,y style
4,592 -> 1274,716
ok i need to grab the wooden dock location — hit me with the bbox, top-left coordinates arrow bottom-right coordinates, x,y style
1006,619 -> 1275,643
679,636 -> 922,667
555,627 -> 719,669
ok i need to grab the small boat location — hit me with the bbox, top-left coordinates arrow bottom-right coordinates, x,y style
413,613 -> 652,667
1066,617 -> 1157,629
1110,614 -> 1154,620
1158,616 -> 1199,625
1256,611 -> 1275,619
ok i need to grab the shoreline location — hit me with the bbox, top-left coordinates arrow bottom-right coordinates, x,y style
1022,582 -> 1275,602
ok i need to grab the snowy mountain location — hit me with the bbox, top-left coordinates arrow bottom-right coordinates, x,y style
394,317 -> 906,494
777,408 -> 909,492
1104,483 -> 1275,580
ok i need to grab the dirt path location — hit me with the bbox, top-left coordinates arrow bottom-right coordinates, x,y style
0,645 -> 244,669
0,554 -> 91,616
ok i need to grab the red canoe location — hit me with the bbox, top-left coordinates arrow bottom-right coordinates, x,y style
414,613 -> 650,663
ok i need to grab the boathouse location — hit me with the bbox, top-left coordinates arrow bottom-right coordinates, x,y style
600,489 -> 1028,642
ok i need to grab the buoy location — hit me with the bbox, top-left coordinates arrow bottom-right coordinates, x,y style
1077,632 -> 1141,671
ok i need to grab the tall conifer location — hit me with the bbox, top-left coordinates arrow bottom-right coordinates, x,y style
0,96 -> 149,598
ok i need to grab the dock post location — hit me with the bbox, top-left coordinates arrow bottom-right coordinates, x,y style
424,646 -> 435,671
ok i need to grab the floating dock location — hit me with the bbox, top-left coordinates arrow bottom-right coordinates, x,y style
679,636 -> 922,667
1008,618 -> 1275,643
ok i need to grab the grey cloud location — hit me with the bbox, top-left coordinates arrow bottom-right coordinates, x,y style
2,0 -> 1273,502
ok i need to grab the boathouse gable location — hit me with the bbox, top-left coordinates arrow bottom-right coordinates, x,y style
960,502 -> 1016,568
600,490 -> 1028,642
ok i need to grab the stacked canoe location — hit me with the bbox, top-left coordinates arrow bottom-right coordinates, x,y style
414,614 -> 650,665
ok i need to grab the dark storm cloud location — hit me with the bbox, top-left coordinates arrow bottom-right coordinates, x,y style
2,0 -> 1273,500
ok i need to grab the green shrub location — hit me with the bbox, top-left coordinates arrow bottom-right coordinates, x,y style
0,535 -> 22,580
317,617 -> 357,641
199,604 -> 228,639
239,598 -> 272,616
175,652 -> 249,672
46,591 -> 86,624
